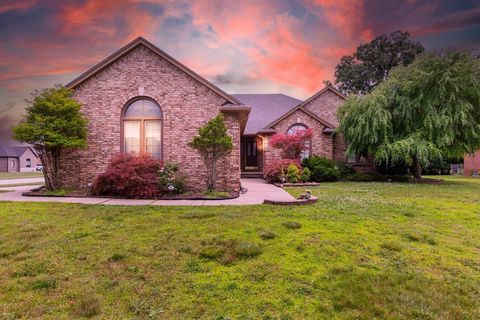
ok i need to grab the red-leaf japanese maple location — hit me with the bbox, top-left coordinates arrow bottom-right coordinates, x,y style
270,128 -> 313,160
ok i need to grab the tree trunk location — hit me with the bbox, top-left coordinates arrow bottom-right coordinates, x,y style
412,155 -> 422,179
207,158 -> 218,191
36,146 -> 59,191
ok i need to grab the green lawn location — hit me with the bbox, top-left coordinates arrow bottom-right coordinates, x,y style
0,176 -> 479,319
0,172 -> 43,180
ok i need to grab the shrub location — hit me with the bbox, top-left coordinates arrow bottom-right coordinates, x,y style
300,167 -> 311,182
264,159 -> 301,183
333,161 -> 355,177
286,164 -> 300,183
158,161 -> 187,194
302,156 -> 340,182
92,154 -> 162,199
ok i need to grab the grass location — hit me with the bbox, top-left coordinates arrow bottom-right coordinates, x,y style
202,190 -> 232,198
44,188 -> 71,196
0,176 -> 479,319
0,172 -> 43,180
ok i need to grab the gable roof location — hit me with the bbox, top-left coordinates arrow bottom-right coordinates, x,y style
0,145 -> 18,157
264,104 -> 335,130
263,85 -> 343,131
298,84 -> 346,108
232,94 -> 302,135
66,37 -> 242,105
0,145 -> 36,158
12,146 -> 36,157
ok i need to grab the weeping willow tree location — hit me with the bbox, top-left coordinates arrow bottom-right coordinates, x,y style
337,50 -> 480,179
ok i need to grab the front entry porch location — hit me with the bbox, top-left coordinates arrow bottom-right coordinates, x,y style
240,135 -> 263,178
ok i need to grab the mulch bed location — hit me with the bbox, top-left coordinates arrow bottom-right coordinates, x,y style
273,182 -> 320,187
23,187 -> 239,200
264,196 -> 318,206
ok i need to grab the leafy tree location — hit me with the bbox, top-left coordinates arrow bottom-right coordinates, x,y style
13,85 -> 88,190
189,113 -> 233,191
337,50 -> 480,179
270,128 -> 313,160
335,31 -> 424,95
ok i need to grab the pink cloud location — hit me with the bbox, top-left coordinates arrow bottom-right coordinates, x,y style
58,0 -> 157,44
0,0 -> 36,14
306,0 -> 373,42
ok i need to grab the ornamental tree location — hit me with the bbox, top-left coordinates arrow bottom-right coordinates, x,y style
13,85 -> 88,190
270,128 -> 313,160
335,31 -> 424,95
337,50 -> 480,179
189,113 -> 233,191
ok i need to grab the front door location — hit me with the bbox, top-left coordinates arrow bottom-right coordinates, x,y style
245,140 -> 258,167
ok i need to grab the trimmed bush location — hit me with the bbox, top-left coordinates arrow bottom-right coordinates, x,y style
264,159 -> 301,183
92,154 -> 162,199
286,164 -> 300,183
300,167 -> 311,182
302,156 -> 340,182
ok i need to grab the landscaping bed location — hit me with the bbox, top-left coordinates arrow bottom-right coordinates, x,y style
23,187 -> 239,200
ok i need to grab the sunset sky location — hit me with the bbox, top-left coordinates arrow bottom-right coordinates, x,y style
1,0 -> 480,143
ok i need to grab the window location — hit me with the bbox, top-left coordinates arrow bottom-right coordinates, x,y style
123,98 -> 162,158
11,160 -> 15,168
26,158 -> 31,168
287,123 -> 311,160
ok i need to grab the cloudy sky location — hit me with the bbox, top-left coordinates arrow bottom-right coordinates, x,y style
1,0 -> 480,143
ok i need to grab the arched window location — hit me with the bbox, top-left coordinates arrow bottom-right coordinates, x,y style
26,158 -> 31,168
287,123 -> 311,160
122,98 -> 162,158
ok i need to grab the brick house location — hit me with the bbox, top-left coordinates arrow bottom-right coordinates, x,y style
0,145 -> 39,172
60,37 -> 367,191
464,151 -> 480,176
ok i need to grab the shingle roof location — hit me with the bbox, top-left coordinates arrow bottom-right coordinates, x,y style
0,145 -> 33,157
12,146 -> 30,156
0,145 -> 19,157
232,94 -> 302,135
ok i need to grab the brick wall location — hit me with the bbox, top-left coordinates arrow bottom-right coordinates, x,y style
303,89 -> 344,126
464,150 -> 480,176
58,44 -> 241,192
262,108 -> 334,170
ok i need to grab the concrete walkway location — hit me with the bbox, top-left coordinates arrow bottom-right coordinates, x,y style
0,177 -> 45,186
0,179 -> 295,206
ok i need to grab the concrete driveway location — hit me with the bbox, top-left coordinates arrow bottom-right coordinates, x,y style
0,179 -> 295,206
0,177 -> 45,186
